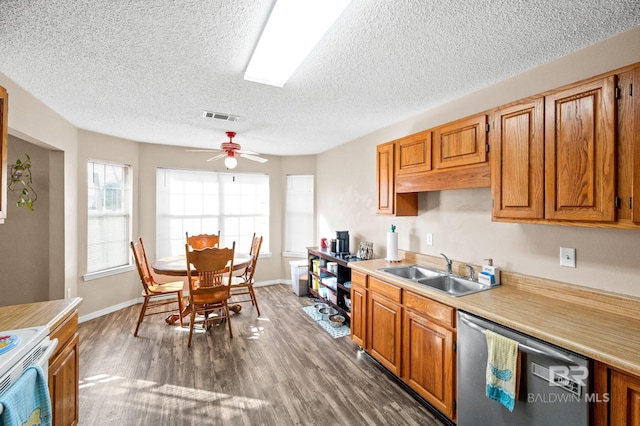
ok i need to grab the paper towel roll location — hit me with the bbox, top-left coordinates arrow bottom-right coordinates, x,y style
386,232 -> 399,262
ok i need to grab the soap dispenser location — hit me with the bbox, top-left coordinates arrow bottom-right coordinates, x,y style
479,258 -> 501,285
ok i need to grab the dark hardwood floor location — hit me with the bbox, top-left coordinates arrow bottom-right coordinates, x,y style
78,284 -> 446,425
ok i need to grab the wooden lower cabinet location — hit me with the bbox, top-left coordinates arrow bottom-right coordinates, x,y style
367,278 -> 402,377
608,369 -> 640,426
352,273 -> 457,422
350,270 -> 368,348
592,362 -> 640,426
403,292 -> 456,421
49,311 -> 80,426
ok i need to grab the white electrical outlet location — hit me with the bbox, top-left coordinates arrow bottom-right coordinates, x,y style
427,233 -> 433,246
560,247 -> 576,268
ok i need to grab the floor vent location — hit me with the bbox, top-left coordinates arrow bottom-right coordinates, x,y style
203,111 -> 240,121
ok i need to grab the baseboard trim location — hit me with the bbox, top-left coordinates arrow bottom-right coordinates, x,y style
79,280 -> 291,323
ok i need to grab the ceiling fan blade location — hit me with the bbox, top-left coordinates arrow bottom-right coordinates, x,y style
240,153 -> 268,163
206,153 -> 227,162
236,149 -> 259,155
185,148 -> 221,153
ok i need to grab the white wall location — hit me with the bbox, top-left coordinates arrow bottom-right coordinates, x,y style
317,26 -> 640,298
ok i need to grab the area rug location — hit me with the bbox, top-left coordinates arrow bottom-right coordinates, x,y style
302,305 -> 351,339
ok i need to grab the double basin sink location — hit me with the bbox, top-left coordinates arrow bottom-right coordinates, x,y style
377,264 -> 498,297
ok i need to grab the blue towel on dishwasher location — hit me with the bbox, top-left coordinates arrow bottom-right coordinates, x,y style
485,329 -> 519,412
0,364 -> 52,426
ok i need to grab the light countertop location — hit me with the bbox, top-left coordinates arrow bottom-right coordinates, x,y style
0,297 -> 82,333
349,256 -> 640,378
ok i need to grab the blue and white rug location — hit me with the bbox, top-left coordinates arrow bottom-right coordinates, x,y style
302,305 -> 351,339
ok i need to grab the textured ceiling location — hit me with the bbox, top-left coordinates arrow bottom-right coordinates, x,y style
0,0 -> 639,156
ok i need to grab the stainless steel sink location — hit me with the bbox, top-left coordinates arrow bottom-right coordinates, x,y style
377,265 -> 443,280
416,275 -> 494,297
377,264 -> 498,297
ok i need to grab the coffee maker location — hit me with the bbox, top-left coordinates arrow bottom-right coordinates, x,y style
335,231 -> 349,255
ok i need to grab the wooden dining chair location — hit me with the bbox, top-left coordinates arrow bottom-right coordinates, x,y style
186,231 -> 221,249
230,234 -> 263,316
185,242 -> 235,347
130,238 -> 185,337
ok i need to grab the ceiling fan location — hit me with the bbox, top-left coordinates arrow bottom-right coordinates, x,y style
186,131 -> 268,169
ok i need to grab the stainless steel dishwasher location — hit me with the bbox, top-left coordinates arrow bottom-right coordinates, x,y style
457,311 -> 590,425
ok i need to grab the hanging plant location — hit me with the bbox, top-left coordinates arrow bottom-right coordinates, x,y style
8,153 -> 37,211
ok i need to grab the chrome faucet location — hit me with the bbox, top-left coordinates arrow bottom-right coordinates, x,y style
440,253 -> 452,275
465,264 -> 475,281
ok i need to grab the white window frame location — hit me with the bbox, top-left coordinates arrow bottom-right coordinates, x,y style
84,160 -> 133,280
156,168 -> 270,258
283,174 -> 315,257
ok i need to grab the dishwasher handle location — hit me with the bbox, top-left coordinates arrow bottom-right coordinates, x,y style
459,315 -> 575,364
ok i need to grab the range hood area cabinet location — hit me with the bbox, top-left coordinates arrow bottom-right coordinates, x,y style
393,114 -> 491,194
492,63 -> 640,228
375,114 -> 491,216
0,85 -> 7,224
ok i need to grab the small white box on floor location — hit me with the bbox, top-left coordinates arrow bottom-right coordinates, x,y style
290,260 -> 308,296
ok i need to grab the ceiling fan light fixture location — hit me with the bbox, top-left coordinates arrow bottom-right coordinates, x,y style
224,156 -> 238,169
244,0 -> 351,87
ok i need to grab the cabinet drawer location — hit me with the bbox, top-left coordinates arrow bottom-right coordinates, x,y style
369,277 -> 402,303
50,311 -> 78,359
405,291 -> 455,328
351,270 -> 368,288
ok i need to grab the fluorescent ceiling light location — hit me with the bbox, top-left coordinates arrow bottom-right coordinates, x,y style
244,0 -> 351,87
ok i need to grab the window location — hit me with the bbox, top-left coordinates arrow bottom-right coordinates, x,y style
284,174 -> 314,256
87,161 -> 132,275
156,168 -> 269,258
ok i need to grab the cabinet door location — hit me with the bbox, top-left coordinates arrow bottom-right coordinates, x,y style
368,291 -> 402,376
403,310 -> 455,420
396,130 -> 432,175
492,98 -> 545,219
544,76 -> 616,221
50,333 -> 79,426
350,284 -> 367,348
376,142 -> 418,216
433,114 -> 487,169
0,86 -> 7,224
377,142 -> 395,214
616,67 -> 640,224
610,369 -> 640,425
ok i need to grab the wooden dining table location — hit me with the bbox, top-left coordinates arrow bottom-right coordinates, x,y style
151,252 -> 252,324
151,253 -> 251,276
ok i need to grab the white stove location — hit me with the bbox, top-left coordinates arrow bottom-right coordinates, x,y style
0,326 -> 52,396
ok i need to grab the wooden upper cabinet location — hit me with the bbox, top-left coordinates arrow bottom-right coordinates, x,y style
544,76 -> 616,222
376,141 -> 418,216
433,114 -> 487,170
0,86 -> 7,224
396,130 -> 432,175
492,98 -> 545,220
376,142 -> 394,215
616,67 -> 640,224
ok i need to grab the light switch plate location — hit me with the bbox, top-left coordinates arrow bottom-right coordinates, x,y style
560,247 -> 576,268
427,233 -> 433,246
